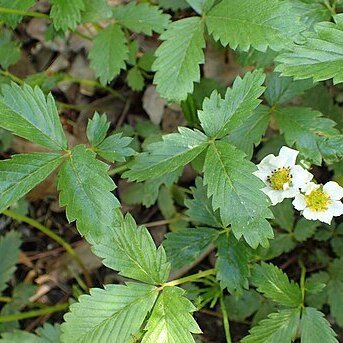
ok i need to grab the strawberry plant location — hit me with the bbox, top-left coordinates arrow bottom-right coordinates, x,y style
0,0 -> 343,342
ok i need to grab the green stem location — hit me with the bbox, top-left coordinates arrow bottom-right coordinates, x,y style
0,296 -> 11,303
0,70 -> 24,84
324,0 -> 336,15
220,294 -> 232,343
162,268 -> 216,287
108,164 -> 129,176
0,7 -> 49,19
2,209 -> 92,288
0,303 -> 69,322
299,260 -> 306,306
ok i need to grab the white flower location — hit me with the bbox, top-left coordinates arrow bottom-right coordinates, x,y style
293,181 -> 343,224
253,146 -> 313,205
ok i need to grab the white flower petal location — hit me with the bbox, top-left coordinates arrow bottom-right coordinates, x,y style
327,200 -> 343,217
257,154 -> 278,171
293,194 -> 307,211
301,182 -> 319,194
323,181 -> 343,200
314,211 -> 334,225
253,169 -> 269,182
279,146 -> 299,166
262,187 -> 284,205
302,207 -> 320,221
290,165 -> 313,188
282,187 -> 299,198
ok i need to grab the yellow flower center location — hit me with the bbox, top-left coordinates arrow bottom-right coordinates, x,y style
267,167 -> 292,191
305,189 -> 330,212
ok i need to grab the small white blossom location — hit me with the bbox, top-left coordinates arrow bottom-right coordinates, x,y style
253,146 -> 313,205
293,181 -> 343,224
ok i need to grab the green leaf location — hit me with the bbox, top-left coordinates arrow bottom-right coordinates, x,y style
265,73 -> 314,106
198,70 -> 265,138
86,112 -> 110,147
153,17 -> 205,102
112,2 -> 170,35
215,234 -> 250,296
50,0 -> 85,31
206,0 -> 304,52
185,177 -> 222,228
275,107 -> 342,165
185,0 -> 215,14
203,141 -> 273,248
251,263 -> 302,307
57,145 -> 120,239
0,0 -> 35,28
225,290 -> 262,322
0,30 -> 20,69
157,185 -> 175,219
81,0 -> 111,23
0,231 -> 21,293
89,24 -> 128,85
92,213 -> 170,284
226,105 -> 270,159
123,127 -> 208,182
327,280 -> 343,327
0,83 -> 68,150
96,133 -> 135,163
142,286 -> 201,343
276,15 -> 343,84
290,0 -> 331,29
294,218 -> 319,242
158,0 -> 188,11
0,331 -> 39,343
271,199 -> 294,232
62,283 -> 158,343
301,307 -> 338,343
241,308 -> 300,343
0,152 -> 64,213
127,67 -> 145,91
163,227 -> 219,270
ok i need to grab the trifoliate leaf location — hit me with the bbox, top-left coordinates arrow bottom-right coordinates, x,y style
0,83 -> 68,150
185,177 -> 222,228
276,15 -> 343,84
215,234 -> 250,296
57,145 -> 120,239
123,127 -> 208,182
86,112 -> 110,147
241,308 -> 300,343
112,2 -> 170,35
0,152 -> 64,213
62,283 -> 158,343
0,231 -> 21,293
0,0 -> 35,28
203,141 -> 273,248
96,133 -> 135,163
142,286 -> 202,343
265,73 -> 314,106
226,105 -> 270,159
206,0 -> 305,52
198,70 -> 265,139
163,227 -> 219,270
251,263 -> 302,307
92,213 -> 170,284
0,30 -> 20,69
185,0 -> 215,14
153,17 -> 205,102
89,24 -> 128,85
81,0 -> 111,23
127,67 -> 145,91
275,107 -> 343,165
50,0 -> 85,31
301,307 -> 338,343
